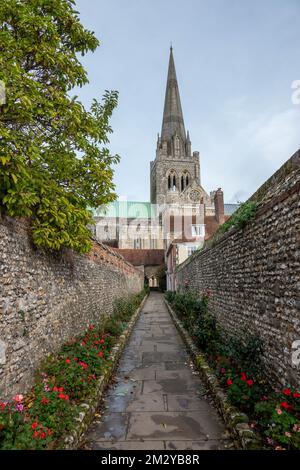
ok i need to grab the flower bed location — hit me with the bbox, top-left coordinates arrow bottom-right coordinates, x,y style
165,290 -> 300,450
0,288 -> 148,450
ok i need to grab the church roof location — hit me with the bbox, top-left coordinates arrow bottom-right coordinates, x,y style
90,201 -> 157,219
161,47 -> 186,142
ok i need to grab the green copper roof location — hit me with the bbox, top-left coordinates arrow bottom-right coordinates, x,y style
90,201 -> 157,219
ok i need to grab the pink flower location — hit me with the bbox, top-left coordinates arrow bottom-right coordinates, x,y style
13,394 -> 24,403
285,432 -> 291,438
220,368 -> 226,374
16,403 -> 24,412
276,409 -> 282,415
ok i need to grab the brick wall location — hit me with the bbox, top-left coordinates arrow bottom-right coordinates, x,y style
176,150 -> 300,387
0,217 -> 144,399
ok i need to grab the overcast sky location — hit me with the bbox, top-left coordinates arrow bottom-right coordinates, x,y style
76,0 -> 300,203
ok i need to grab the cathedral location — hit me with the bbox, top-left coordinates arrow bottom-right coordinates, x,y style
150,46 -> 211,208
92,48 -> 238,287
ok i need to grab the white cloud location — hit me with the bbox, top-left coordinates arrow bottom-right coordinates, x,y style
200,102 -> 300,203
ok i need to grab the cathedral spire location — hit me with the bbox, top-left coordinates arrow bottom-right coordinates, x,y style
161,47 -> 186,143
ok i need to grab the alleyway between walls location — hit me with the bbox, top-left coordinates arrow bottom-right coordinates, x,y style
82,292 -> 233,450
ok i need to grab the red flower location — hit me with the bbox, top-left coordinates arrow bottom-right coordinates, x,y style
95,341 -> 99,345
41,397 -> 49,405
280,401 -> 292,410
98,351 -> 103,358
100,339 -> 105,344
89,325 -> 94,329
227,378 -> 233,386
247,380 -> 254,387
53,386 -> 58,392
283,388 -> 291,396
40,431 -> 46,440
31,421 -> 38,430
241,372 -> 247,382
293,392 -> 300,398
33,431 -> 39,438
64,394 -> 69,401
73,357 -> 78,361
58,393 -> 65,399
58,387 -> 63,393
65,359 -> 71,364
0,403 -> 6,410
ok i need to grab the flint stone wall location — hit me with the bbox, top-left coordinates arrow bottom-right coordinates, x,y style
176,150 -> 300,387
0,217 -> 143,399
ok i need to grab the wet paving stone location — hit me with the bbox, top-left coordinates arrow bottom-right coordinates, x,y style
82,292 -> 233,450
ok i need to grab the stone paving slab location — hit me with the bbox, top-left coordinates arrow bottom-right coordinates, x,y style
126,411 -> 225,441
82,292 -> 232,450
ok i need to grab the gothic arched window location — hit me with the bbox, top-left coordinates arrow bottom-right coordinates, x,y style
167,170 -> 177,191
181,176 -> 184,191
186,174 -> 189,187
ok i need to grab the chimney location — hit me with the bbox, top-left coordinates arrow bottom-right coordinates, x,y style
214,188 -> 225,225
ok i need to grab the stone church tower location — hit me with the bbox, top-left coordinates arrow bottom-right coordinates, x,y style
150,47 -> 211,207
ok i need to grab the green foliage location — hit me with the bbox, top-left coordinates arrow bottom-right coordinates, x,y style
194,310 -> 221,354
0,288 -> 147,449
219,332 -> 264,377
255,395 -> 300,450
0,0 -> 119,253
165,290 -> 220,353
217,201 -> 258,236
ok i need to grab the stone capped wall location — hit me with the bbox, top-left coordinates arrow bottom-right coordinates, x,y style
0,217 -> 143,399
176,150 -> 300,387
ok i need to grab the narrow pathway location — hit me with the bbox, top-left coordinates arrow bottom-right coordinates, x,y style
82,292 -> 232,450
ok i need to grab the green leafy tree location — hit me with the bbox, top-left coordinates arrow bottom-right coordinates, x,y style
0,0 -> 119,252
